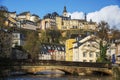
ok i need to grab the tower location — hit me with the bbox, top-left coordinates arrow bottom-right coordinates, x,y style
62,6 -> 68,17
84,13 -> 87,21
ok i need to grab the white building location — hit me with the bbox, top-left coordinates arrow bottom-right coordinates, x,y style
39,44 -> 65,61
73,35 -> 100,62
8,11 -> 16,18
30,14 -> 40,22
21,20 -> 40,30
12,32 -> 25,47
17,12 -> 40,22
106,43 -> 116,57
115,41 -> 120,64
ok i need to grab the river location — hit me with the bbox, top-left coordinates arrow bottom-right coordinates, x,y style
2,75 -> 113,80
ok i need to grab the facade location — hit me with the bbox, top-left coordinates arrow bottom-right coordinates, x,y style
12,32 -> 25,47
4,11 -> 40,29
17,12 -> 40,22
0,29 -> 12,58
8,11 -> 16,18
73,35 -> 100,62
106,43 -> 116,57
65,38 -> 76,61
21,20 -> 39,30
17,11 -> 31,21
41,6 -> 98,31
17,12 -> 40,30
114,40 -> 120,64
39,43 -> 65,61
30,14 -> 40,22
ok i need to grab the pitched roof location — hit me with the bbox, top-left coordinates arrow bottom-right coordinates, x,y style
18,11 -> 30,16
40,43 -> 65,54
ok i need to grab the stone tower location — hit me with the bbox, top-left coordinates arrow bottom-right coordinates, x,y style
84,13 -> 87,21
62,6 -> 68,17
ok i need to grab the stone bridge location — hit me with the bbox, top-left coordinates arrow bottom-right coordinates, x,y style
12,60 -> 113,75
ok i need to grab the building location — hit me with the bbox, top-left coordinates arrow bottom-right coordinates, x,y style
39,43 -> 65,61
65,38 -> 76,61
114,40 -> 120,64
106,43 -> 116,57
8,11 -> 16,18
73,35 -> 100,62
17,11 -> 40,23
16,12 -> 41,30
30,14 -> 40,22
12,31 -> 25,47
20,20 -> 40,30
0,29 -> 12,58
41,6 -> 98,31
17,11 -> 31,21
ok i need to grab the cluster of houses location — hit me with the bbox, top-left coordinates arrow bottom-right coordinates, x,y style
1,23 -> 120,64
38,34 -> 120,63
0,6 -> 120,64
5,6 -> 97,31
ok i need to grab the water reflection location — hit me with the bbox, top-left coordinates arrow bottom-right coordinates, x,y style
0,70 -> 115,80
3,75 -> 113,80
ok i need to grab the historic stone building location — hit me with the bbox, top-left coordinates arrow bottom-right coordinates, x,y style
41,6 -> 98,31
72,35 -> 100,62
4,11 -> 41,29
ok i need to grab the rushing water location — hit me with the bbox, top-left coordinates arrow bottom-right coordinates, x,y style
2,75 -> 113,80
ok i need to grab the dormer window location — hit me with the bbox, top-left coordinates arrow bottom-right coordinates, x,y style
48,46 -> 51,49
44,46 -> 46,49
58,47 -> 60,50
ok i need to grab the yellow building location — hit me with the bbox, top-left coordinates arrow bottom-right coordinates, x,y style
41,6 -> 98,31
65,39 -> 76,61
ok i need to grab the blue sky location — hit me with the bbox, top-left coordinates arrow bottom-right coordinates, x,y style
0,0 -> 120,28
0,0 -> 120,18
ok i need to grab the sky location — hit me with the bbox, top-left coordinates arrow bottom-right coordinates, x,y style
0,0 -> 120,28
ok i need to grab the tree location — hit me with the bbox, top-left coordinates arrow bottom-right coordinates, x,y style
96,21 -> 110,63
46,30 -> 61,43
0,5 -> 8,28
111,27 -> 120,41
39,30 -> 50,43
23,31 -> 39,60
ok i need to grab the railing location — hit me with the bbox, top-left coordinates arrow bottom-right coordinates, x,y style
0,59 -> 111,68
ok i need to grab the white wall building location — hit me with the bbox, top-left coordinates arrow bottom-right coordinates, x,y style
12,32 -> 24,47
39,44 -> 65,61
73,35 -> 100,62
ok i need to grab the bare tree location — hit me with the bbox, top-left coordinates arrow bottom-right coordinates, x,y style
0,5 -> 8,28
96,21 -> 110,62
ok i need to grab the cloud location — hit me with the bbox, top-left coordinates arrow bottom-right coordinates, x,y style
68,12 -> 85,19
68,5 -> 120,28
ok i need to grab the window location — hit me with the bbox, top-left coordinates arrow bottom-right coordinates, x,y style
89,60 -> 93,62
13,34 -> 18,38
83,52 -> 87,57
96,52 -> 99,57
89,52 -> 93,57
83,60 -> 87,62
62,22 -> 64,25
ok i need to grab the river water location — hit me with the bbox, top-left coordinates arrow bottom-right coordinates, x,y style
2,75 -> 113,80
